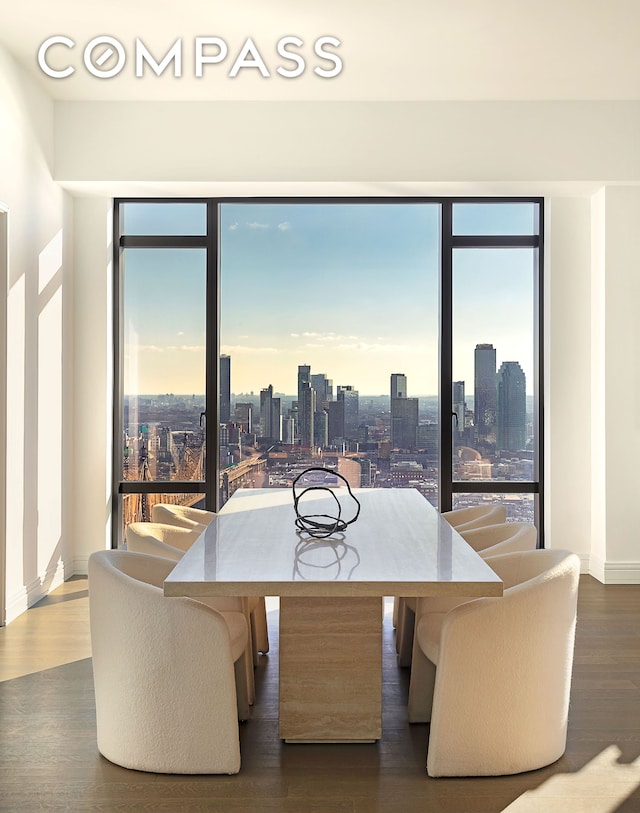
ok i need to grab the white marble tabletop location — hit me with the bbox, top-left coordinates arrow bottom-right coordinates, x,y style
164,488 -> 503,599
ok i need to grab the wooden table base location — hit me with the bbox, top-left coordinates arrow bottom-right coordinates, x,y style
278,596 -> 383,742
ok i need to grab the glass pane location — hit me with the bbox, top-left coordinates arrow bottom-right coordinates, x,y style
453,492 -> 537,525
122,248 -> 206,482
219,202 -> 440,509
453,203 -> 537,235
452,248 -> 536,482
122,203 -> 207,235
121,492 -> 206,543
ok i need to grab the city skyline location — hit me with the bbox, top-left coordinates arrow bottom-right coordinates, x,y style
123,201 -> 535,396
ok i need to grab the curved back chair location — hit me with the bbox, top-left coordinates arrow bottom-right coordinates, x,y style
126,520 -> 269,670
408,548 -> 581,777
394,503 -> 508,632
151,503 -> 215,529
396,521 -> 538,667
441,503 -> 507,532
88,549 -> 250,774
126,521 -> 205,560
460,521 -> 538,558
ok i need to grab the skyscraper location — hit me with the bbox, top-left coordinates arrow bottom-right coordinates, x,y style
337,385 -> 359,438
220,354 -> 231,423
327,399 -> 345,445
297,364 -> 311,444
260,385 -> 274,439
390,373 -> 418,450
474,343 -> 497,443
311,373 -> 332,404
299,381 -> 315,448
391,373 -> 407,400
259,384 -> 281,441
496,361 -> 526,451
297,364 -> 311,404
233,402 -> 252,433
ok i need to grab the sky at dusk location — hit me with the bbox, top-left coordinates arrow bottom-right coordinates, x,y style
123,201 -> 536,397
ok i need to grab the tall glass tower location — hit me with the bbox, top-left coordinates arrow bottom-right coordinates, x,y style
220,354 -> 231,423
390,373 -> 418,450
496,361 -> 526,451
337,385 -> 359,439
474,343 -> 497,443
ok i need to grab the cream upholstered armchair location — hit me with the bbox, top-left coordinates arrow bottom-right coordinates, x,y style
88,549 -> 250,774
125,521 -> 205,561
396,520 -> 537,667
407,548 -> 581,777
126,521 -> 269,669
152,502 -> 215,529
441,503 -> 507,532
143,511 -> 269,658
461,521 -> 538,557
393,503 -> 508,631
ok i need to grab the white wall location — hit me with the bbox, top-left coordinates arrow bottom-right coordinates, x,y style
0,46 -> 74,622
598,186 -> 640,581
545,197 -> 593,570
71,196 -> 113,573
54,100 -> 640,185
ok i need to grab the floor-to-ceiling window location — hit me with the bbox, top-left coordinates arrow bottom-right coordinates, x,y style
113,201 -> 209,539
113,198 -> 543,545
219,201 -> 440,505
445,201 -> 542,525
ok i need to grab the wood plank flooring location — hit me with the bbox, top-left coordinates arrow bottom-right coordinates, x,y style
0,575 -> 639,812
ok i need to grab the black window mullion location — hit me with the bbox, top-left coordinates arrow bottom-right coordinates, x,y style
118,481 -> 205,495
111,201 -> 123,548
120,235 -> 208,249
205,201 -> 220,511
451,235 -> 539,249
439,202 -> 454,512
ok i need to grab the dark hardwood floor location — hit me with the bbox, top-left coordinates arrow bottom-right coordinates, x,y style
0,576 -> 639,812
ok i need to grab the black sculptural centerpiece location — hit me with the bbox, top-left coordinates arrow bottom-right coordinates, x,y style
291,467 -> 361,539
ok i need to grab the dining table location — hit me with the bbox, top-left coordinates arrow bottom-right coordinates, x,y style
163,486 -> 503,742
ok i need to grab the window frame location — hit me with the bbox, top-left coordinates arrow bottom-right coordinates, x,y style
112,196 -> 544,547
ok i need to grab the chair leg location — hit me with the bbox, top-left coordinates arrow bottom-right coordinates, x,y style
407,638 -> 436,723
392,596 -> 400,629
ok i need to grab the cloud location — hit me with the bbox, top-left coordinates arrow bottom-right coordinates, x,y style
277,221 -> 292,231
292,331 -> 360,344
228,222 -> 240,231
221,344 -> 278,355
335,341 -> 413,353
135,345 -> 205,353
247,221 -> 270,230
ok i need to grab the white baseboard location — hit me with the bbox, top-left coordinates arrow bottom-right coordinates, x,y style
5,559 -> 67,624
72,555 -> 90,576
589,555 -> 640,584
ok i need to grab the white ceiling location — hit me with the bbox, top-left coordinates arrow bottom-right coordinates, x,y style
2,0 -> 640,102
